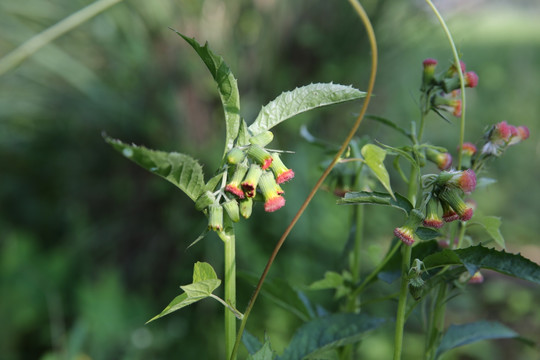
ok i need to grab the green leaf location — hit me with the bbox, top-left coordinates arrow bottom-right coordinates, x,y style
278,313 -> 385,360
365,115 -> 410,138
204,172 -> 224,192
172,30 -> 241,155
361,144 -> 394,198
470,216 -> 505,248
248,339 -> 276,360
249,83 -> 365,136
243,331 -> 264,355
337,191 -> 412,215
415,227 -> 442,241
146,262 -> 221,323
309,271 -> 350,299
105,136 -> 205,201
436,321 -> 523,358
423,245 -> 540,283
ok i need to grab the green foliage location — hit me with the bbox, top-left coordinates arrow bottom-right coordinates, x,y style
248,83 -> 365,136
147,262 -> 221,323
470,215 -> 505,248
423,245 -> 540,283
309,271 -> 351,299
360,144 -> 394,197
337,191 -> 413,214
105,136 -> 205,202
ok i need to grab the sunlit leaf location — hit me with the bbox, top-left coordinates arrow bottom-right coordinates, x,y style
105,136 -> 205,201
172,30 -> 241,156
249,83 -> 365,136
423,245 -> 540,283
361,144 -> 394,198
470,216 -> 505,248
278,313 -> 385,360
337,191 -> 412,215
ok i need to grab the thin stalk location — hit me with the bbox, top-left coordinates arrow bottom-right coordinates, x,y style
394,244 -> 412,360
229,1 -> 377,358
426,283 -> 447,360
224,234 -> 237,360
0,0 -> 123,76
425,0 -> 467,169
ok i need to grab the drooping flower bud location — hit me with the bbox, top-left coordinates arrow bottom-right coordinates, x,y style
508,125 -> 530,145
465,71 -> 479,88
226,147 -> 246,165
225,163 -> 249,199
459,142 -> 477,157
258,171 -> 286,212
241,164 -> 263,198
270,152 -> 295,184
247,144 -> 273,170
195,190 -> 216,211
393,209 -> 425,246
436,169 -> 477,194
222,198 -> 240,223
439,188 -> 474,221
423,197 -> 444,229
249,131 -> 274,147
208,204 -> 223,231
441,201 -> 459,223
468,271 -> 484,284
426,148 -> 452,170
239,197 -> 253,219
422,58 -> 438,88
432,94 -> 462,117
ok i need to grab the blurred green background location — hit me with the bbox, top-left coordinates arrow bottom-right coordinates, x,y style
1,0 -> 539,359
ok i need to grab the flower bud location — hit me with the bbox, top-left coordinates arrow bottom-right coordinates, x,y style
426,148 -> 452,170
247,144 -> 273,170
226,147 -> 246,165
465,71 -> 479,88
432,94 -> 462,117
423,197 -> 444,229
444,60 -> 466,78
258,171 -> 286,212
222,199 -> 240,223
436,169 -> 476,194
270,153 -> 295,184
249,131 -> 274,147
195,190 -> 216,211
393,209 -> 425,246
241,164 -> 263,198
459,142 -> 477,157
422,58 -> 438,88
508,125 -> 530,145
468,271 -> 484,284
208,204 -> 223,231
225,164 -> 249,199
441,201 -> 459,223
439,188 -> 473,221
239,197 -> 253,219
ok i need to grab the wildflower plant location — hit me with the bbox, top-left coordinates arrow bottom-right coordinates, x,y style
104,1 -> 540,360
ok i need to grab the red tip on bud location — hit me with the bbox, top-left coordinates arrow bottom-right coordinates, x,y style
457,169 -> 477,194
262,158 -> 273,170
465,71 -> 479,88
517,126 -> 530,140
225,184 -> 245,199
459,142 -> 477,156
469,271 -> 484,284
495,121 -> 512,141
277,169 -> 295,184
394,227 -> 415,246
264,196 -> 286,212
460,207 -> 474,221
423,58 -> 438,67
452,99 -> 462,117
423,218 -> 444,229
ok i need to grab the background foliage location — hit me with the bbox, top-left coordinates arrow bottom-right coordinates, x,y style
1,0 -> 539,359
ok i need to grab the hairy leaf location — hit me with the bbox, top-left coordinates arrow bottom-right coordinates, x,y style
470,216 -> 505,248
423,245 -> 540,283
105,136 -> 205,201
278,313 -> 384,360
361,144 -> 394,198
337,191 -> 412,215
249,83 -> 365,136
436,321 -> 522,358
172,30 -> 241,155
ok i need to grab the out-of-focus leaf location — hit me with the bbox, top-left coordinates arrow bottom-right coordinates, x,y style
470,216 -> 505,248
366,115 -> 410,138
309,271 -> 350,299
361,144 -> 394,198
415,227 -> 442,241
278,313 -> 385,360
172,30 -> 241,156
243,331 -> 263,355
146,262 -> 221,323
423,245 -> 540,283
249,83 -> 365,136
105,136 -> 205,201
337,191 -> 412,215
247,338 -> 276,360
436,321 -> 526,358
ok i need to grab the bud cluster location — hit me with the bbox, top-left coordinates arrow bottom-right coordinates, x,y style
195,131 -> 295,232
481,121 -> 530,156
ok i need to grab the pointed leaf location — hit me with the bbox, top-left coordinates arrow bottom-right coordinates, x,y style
337,191 -> 412,215
470,216 -> 505,248
436,321 -> 523,358
423,245 -> 540,283
204,172 -> 224,192
172,30 -> 241,155
105,136 -> 205,201
361,144 -> 394,198
309,271 -> 349,299
249,83 -> 365,136
248,339 -> 276,360
278,313 -> 385,360
243,331 -> 264,355
180,279 -> 221,298
366,115 -> 410,138
192,261 -> 218,282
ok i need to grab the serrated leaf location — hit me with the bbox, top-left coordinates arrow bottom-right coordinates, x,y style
361,144 -> 394,198
146,262 -> 221,323
249,83 -> 365,136
470,216 -> 505,248
423,245 -> 540,283
105,136 -> 205,201
172,30 -> 241,156
436,321 -> 522,358
337,191 -> 412,215
278,313 -> 385,360
243,331 -> 264,355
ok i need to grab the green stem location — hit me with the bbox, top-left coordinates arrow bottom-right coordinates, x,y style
224,233 -> 237,360
425,0 -> 466,169
426,283 -> 447,360
394,244 -> 412,360
0,0 -> 123,76
229,2 -> 377,359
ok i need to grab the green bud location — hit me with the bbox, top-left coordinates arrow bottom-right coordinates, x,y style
247,144 -> 273,170
239,197 -> 253,219
226,147 -> 246,165
195,190 -> 216,211
222,199 -> 240,223
208,204 -> 223,231
249,131 -> 274,147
